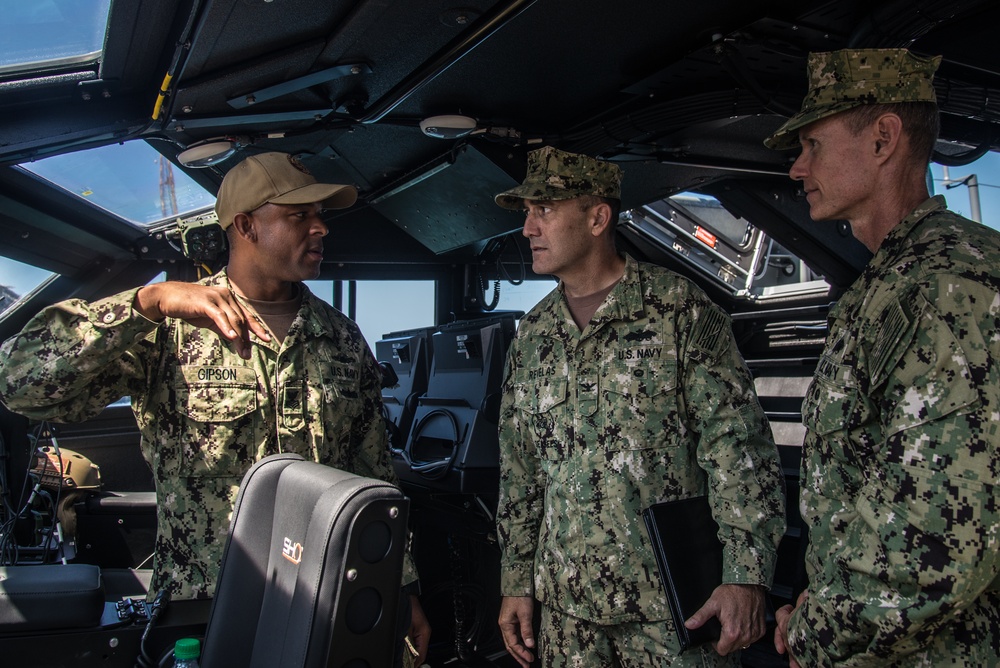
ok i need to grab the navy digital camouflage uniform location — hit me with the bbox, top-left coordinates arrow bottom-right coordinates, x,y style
497,253 -> 787,663
788,196 -> 1000,665
0,269 -> 418,600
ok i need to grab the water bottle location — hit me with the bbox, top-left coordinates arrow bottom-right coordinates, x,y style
172,637 -> 201,668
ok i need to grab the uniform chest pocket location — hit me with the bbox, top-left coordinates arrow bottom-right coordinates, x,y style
802,371 -> 857,437
173,374 -> 259,477
318,363 -> 364,443
603,359 -> 678,450
176,378 -> 258,423
516,379 -> 568,459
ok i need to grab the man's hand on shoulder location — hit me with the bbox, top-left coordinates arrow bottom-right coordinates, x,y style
134,282 -> 270,358
685,583 -> 767,656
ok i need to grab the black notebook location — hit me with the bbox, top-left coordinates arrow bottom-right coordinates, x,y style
641,495 -> 723,652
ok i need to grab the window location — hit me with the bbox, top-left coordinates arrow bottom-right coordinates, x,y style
0,0 -> 112,76
621,193 -> 829,301
0,256 -> 56,319
930,152 -> 1000,232
306,280 -> 436,350
494,278 -> 556,316
18,141 -> 216,228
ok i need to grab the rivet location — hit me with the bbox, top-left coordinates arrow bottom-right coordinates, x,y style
347,569 -> 358,581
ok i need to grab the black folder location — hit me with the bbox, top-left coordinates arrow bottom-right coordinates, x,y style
641,495 -> 723,652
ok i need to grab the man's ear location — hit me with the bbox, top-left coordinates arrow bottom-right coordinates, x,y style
873,113 -> 903,161
590,202 -> 613,236
230,212 -> 256,242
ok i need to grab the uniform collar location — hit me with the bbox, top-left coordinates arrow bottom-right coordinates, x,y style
209,270 -> 336,341
590,253 -> 646,325
551,254 -> 645,336
864,194 -> 947,276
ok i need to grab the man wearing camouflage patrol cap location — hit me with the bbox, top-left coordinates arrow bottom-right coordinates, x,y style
768,48 -> 1000,666
0,151 -> 431,666
494,146 -> 786,667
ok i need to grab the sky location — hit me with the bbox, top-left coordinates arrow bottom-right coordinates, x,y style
929,151 -> 1000,230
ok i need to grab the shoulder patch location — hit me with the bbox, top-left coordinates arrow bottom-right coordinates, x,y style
869,295 -> 919,387
690,304 -> 730,361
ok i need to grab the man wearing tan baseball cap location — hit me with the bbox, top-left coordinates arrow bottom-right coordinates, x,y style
214,151 -> 357,230
0,151 -> 432,666
767,48 -> 1000,667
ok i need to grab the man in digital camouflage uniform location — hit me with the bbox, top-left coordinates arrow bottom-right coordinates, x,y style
767,48 -> 1000,666
493,146 -> 786,667
0,152 -> 431,665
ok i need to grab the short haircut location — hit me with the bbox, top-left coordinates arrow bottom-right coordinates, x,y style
840,101 -> 940,165
578,195 -> 622,227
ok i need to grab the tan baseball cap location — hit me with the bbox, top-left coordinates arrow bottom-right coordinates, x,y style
765,48 -> 941,150
495,146 -> 622,210
214,152 -> 358,228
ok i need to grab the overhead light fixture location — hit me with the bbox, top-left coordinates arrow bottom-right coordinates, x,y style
177,140 -> 238,168
419,114 -> 477,139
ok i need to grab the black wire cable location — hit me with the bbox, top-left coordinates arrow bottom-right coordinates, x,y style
0,422 -> 49,566
37,425 -> 65,564
498,235 -> 526,287
478,270 -> 500,311
393,409 -> 461,481
135,588 -> 171,668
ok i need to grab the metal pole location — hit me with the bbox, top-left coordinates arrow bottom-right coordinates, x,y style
941,167 -> 983,223
967,174 -> 982,223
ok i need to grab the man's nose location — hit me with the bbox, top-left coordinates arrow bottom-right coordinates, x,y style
311,216 -> 329,236
789,153 -> 808,181
522,215 -> 538,237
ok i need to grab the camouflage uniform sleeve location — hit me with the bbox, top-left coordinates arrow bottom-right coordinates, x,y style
789,277 -> 1000,665
0,288 -> 156,422
679,291 -> 786,587
496,340 -> 543,596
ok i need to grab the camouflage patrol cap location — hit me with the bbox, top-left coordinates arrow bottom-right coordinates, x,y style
215,152 -> 358,228
765,48 -> 941,150
494,146 -> 622,209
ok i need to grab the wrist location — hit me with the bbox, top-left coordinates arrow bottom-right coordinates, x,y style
134,285 -> 164,322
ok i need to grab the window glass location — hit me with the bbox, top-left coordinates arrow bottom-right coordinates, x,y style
306,280 -> 436,350
669,193 -> 753,249
0,255 -> 56,318
0,0 -> 112,76
18,141 -> 216,228
930,151 -> 1000,232
494,278 -> 557,317
621,192 -> 829,300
